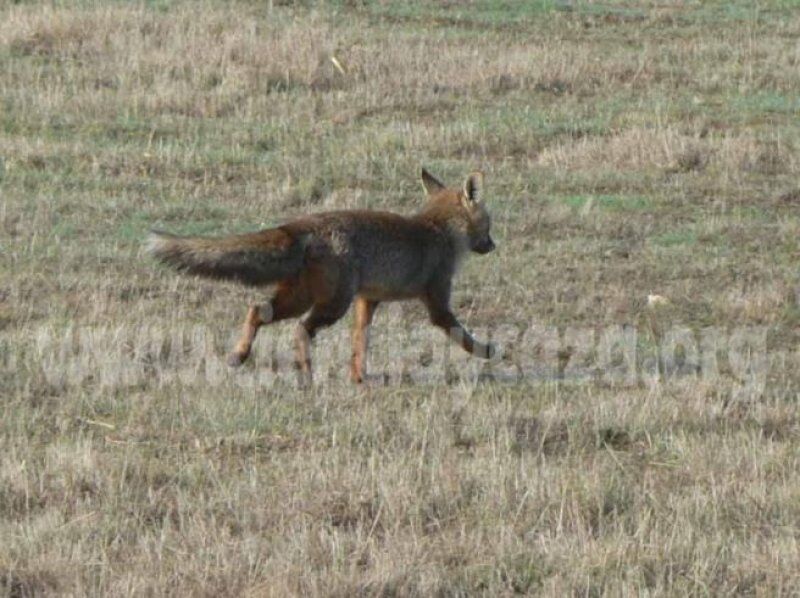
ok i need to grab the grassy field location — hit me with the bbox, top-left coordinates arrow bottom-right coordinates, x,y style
1,0 -> 800,594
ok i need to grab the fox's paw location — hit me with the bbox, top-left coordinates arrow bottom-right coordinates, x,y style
227,351 -> 249,367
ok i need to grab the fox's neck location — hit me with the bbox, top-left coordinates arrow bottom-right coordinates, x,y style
413,209 -> 470,259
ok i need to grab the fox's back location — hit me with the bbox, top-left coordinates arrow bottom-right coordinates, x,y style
284,210 -> 451,300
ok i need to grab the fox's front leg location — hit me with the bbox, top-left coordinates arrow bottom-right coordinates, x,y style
424,292 -> 495,359
351,297 -> 378,383
294,294 -> 354,385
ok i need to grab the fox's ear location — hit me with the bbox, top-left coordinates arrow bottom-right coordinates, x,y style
421,168 -> 446,195
463,171 -> 484,204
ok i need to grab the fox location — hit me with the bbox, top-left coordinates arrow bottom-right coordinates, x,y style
147,168 -> 497,384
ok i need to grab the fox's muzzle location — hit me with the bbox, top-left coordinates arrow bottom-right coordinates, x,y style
474,236 -> 496,254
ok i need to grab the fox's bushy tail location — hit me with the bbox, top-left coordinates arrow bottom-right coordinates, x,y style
146,227 -> 309,286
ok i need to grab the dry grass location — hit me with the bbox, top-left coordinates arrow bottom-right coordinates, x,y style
1,0 -> 800,595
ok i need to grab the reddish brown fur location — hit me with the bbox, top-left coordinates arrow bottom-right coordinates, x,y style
148,168 -> 496,383
148,228 -> 309,286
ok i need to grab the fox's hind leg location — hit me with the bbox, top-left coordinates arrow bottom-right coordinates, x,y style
228,279 -> 312,367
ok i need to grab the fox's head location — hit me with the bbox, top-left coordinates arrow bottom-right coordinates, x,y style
420,168 -> 496,255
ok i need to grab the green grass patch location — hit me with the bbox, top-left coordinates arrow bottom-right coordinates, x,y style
555,194 -> 652,212
730,92 -> 800,116
652,229 -> 698,248
358,0 -> 559,25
